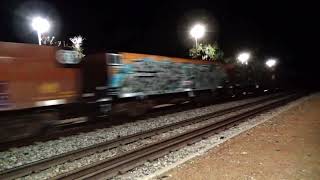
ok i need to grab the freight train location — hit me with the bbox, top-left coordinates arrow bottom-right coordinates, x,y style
0,41 -> 263,143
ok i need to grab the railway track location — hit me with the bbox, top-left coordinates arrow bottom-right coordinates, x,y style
0,92 -> 266,151
0,93 -> 299,180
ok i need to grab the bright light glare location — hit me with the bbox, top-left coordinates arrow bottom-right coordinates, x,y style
31,17 -> 50,33
190,24 -> 205,39
237,52 -> 251,64
266,59 -> 277,68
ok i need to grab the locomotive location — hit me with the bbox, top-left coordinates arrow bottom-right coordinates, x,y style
0,41 -> 256,142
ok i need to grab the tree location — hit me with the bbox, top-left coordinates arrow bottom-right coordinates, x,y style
70,36 -> 85,58
40,35 -> 86,59
41,35 -> 61,47
189,43 -> 223,61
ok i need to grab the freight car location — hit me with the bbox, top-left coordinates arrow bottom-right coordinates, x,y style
0,41 -> 254,143
106,52 -> 229,116
0,42 -> 111,142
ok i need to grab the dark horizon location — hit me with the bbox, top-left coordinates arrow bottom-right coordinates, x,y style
0,0 -> 317,89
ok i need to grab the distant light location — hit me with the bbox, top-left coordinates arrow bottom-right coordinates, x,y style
190,24 -> 206,39
237,52 -> 251,65
31,17 -> 50,33
266,58 -> 277,68
31,16 -> 50,45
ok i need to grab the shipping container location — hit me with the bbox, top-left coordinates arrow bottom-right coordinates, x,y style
0,42 -> 81,112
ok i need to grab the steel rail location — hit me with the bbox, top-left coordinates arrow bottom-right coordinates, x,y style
0,93 -> 289,180
54,94 -> 300,180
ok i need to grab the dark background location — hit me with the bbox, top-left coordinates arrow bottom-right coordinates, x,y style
0,0 -> 317,89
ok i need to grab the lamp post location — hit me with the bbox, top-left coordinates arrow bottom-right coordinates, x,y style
190,24 -> 205,48
266,58 -> 277,79
265,58 -> 278,91
31,17 -> 50,45
236,52 -> 252,85
237,52 -> 251,65
265,58 -> 277,68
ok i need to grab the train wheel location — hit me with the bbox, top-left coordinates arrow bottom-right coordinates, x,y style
35,110 -> 58,134
0,116 -> 45,143
127,101 -> 150,117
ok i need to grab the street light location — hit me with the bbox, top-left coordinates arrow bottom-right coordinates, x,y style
265,58 -> 278,89
190,24 -> 205,47
31,17 -> 50,45
237,52 -> 251,65
265,58 -> 277,68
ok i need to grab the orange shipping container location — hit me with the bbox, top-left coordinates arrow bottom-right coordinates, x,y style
0,42 -> 81,111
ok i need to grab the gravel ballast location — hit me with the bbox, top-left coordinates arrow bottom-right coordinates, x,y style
18,96 -> 285,179
0,94 -> 278,172
111,94 -> 314,180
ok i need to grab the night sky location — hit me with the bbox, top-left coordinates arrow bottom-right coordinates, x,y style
0,0 -> 317,88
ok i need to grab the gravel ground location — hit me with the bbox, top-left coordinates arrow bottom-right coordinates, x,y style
18,96 -> 284,179
162,93 -> 320,180
0,94 -> 277,172
110,94 -> 313,180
